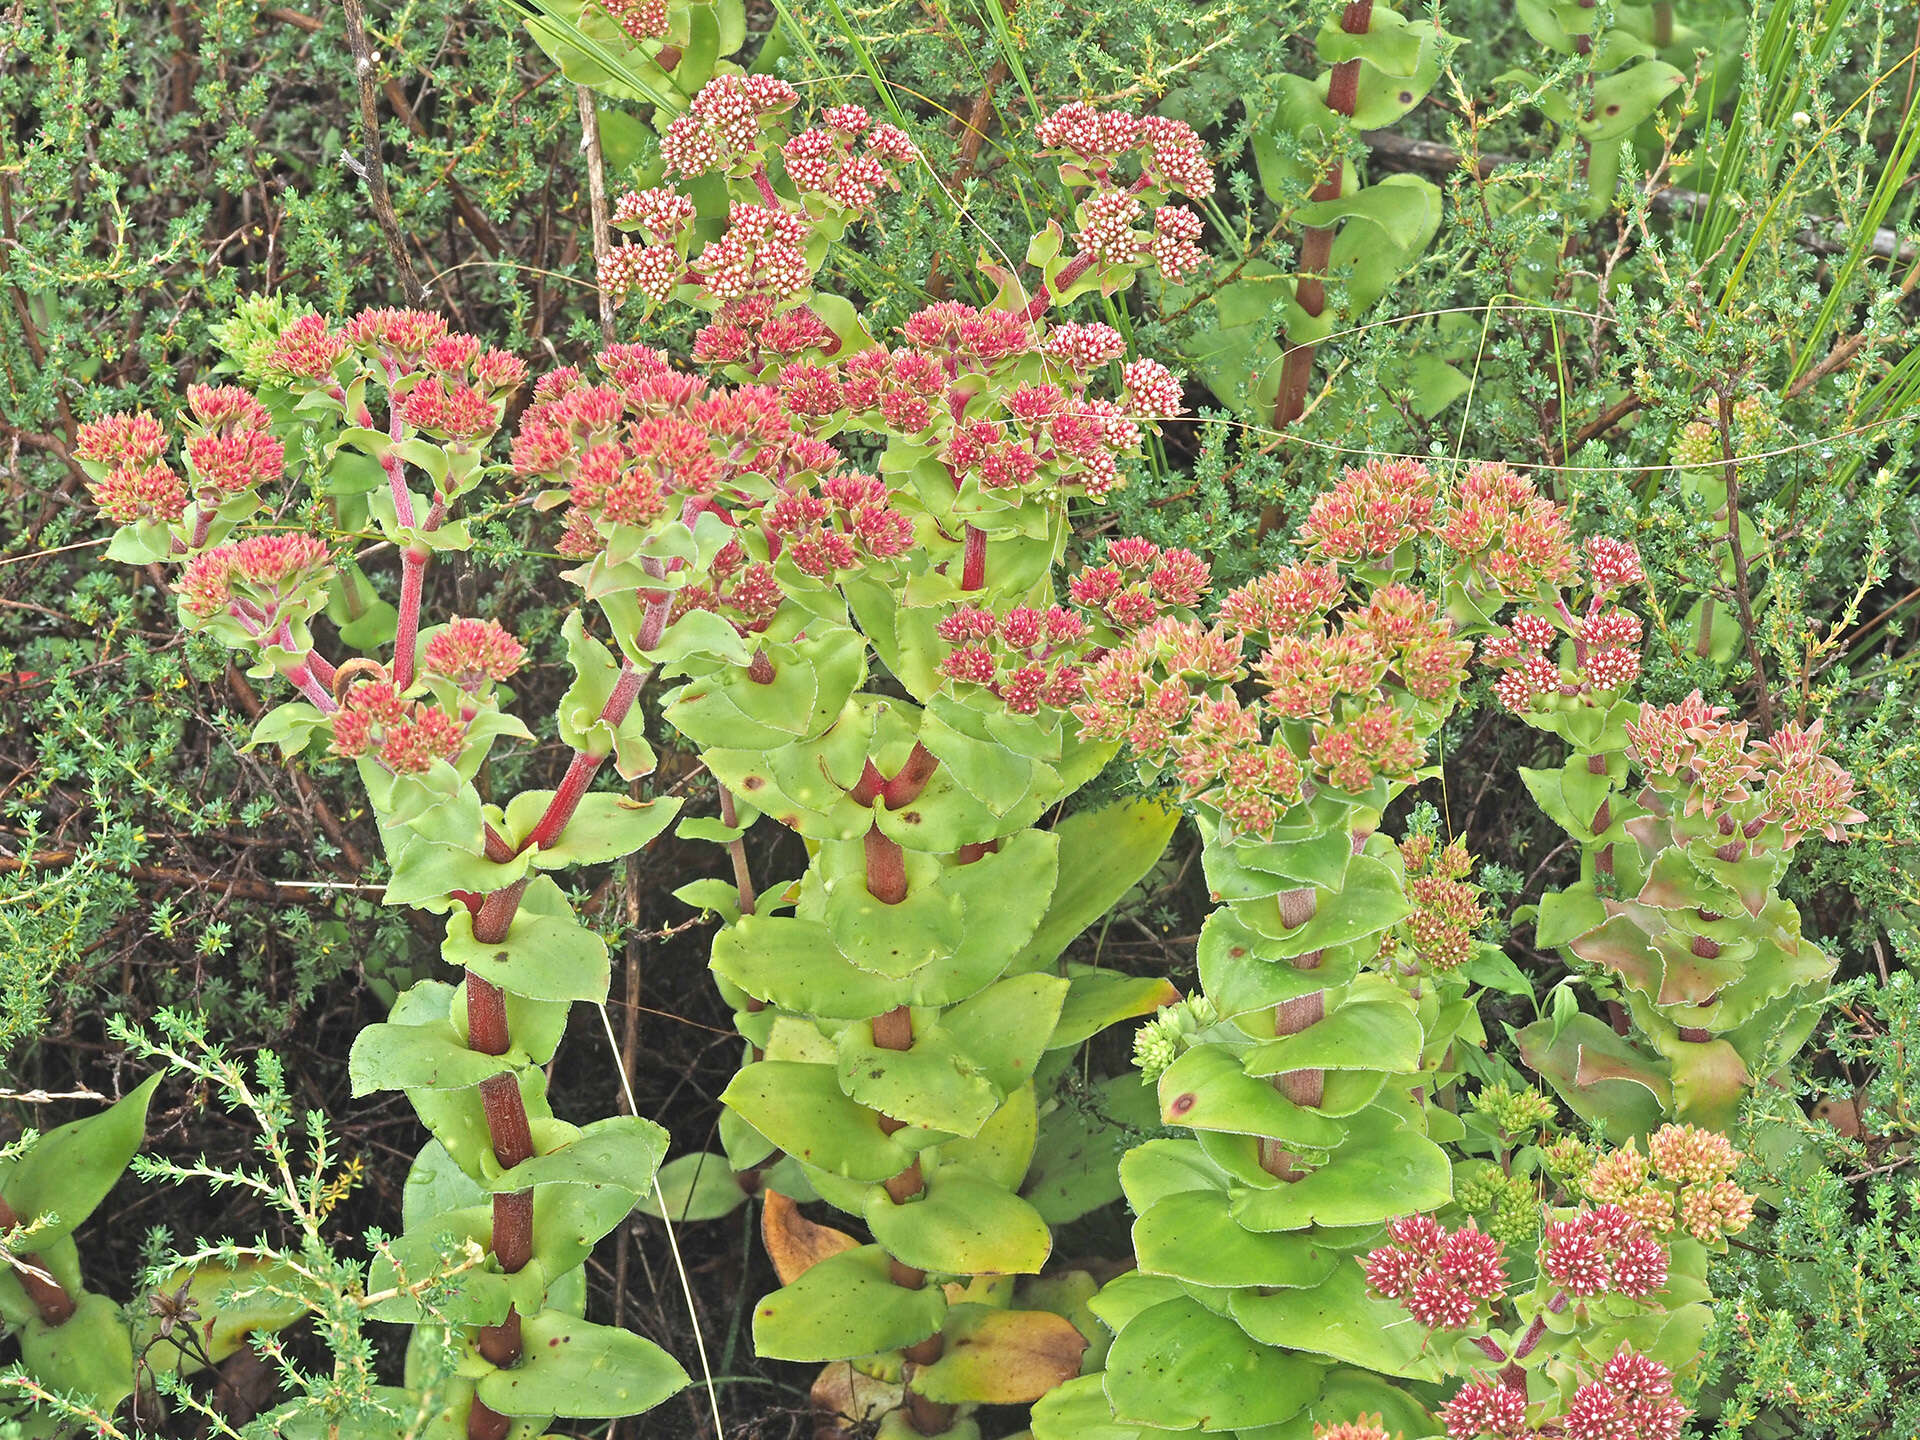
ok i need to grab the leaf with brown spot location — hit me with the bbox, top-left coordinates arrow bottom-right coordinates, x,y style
763,1189 -> 859,1285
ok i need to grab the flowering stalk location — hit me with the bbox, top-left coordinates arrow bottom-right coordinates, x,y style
536,87 -> 1215,1436
87,309 -> 693,1436
1475,528 -> 1865,1132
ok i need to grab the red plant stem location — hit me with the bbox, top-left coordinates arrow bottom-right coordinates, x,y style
1258,883 -> 1329,1182
1260,0 -> 1375,536
718,787 -> 757,916
881,742 -> 939,809
189,505 -> 214,551
1472,1333 -> 1509,1364
960,525 -> 987,592
750,164 -> 780,208
282,656 -> 339,713
865,1005 -> 957,1436
306,648 -> 337,690
393,545 -> 428,691
0,1195 -> 75,1326
865,827 -> 908,905
453,608 -> 660,1428
466,1401 -> 512,1440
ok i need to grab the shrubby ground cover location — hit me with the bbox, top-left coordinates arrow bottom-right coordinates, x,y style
3,0 -> 1920,1436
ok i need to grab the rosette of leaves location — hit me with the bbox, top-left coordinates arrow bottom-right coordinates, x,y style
0,1079 -> 167,1424
1030,473 -> 1540,1437
505,91 -> 1216,1437
1502,0 -> 1688,217
1476,544 -> 1865,1136
88,312 -> 693,1440
1192,1 -> 1450,421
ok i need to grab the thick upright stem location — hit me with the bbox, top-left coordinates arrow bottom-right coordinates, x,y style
1259,0 -> 1375,537
0,1195 -> 75,1327
1258,884 -> 1328,1182
719,786 -> 757,916
393,546 -> 428,691
868,1004 -> 957,1436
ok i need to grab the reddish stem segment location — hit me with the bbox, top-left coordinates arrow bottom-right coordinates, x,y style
868,1006 -> 957,1436
960,525 -> 987,592
1257,884 -> 1329,1182
0,1195 -> 75,1326
1260,0 -> 1376,536
393,546 -> 428,691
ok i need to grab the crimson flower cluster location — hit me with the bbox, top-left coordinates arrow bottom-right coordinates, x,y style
1480,537 -> 1647,713
1538,1204 -> 1670,1300
1362,1214 -> 1509,1330
77,383 -> 286,544
329,679 -> 467,776
1443,1347 -> 1686,1440
598,0 -> 666,40
178,533 -> 332,635
1441,462 -> 1580,601
1033,102 -> 1212,282
937,605 -> 1089,715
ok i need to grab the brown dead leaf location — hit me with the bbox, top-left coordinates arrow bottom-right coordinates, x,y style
763,1188 -> 859,1285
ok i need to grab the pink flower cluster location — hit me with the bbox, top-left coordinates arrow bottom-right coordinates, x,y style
423,618 -> 525,693
598,0 -> 667,40
1298,458 -> 1439,562
1034,102 -> 1215,195
1623,693 -> 1863,844
178,533 -> 332,628
695,203 -> 812,302
660,75 -> 801,177
1362,1215 -> 1508,1330
781,104 -> 917,213
1538,1204 -> 1669,1300
78,411 -> 187,527
330,679 -> 467,775
937,605 -> 1088,715
1442,462 -> 1577,600
765,472 -> 915,579
1479,534 -> 1646,714
1069,537 -> 1210,637
1444,1349 -> 1685,1440
181,384 -> 284,501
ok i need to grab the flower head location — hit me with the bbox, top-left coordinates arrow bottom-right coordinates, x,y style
330,679 -> 467,775
1298,459 -> 1439,562
1363,1215 -> 1508,1331
1442,463 -> 1577,598
424,618 -> 525,692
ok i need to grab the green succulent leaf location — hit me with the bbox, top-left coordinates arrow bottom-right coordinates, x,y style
475,1309 -> 689,1417
752,1245 -> 948,1361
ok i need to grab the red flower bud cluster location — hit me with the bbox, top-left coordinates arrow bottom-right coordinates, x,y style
695,203 -> 812,302
1539,1204 -> 1669,1300
598,0 -> 666,40
765,472 -> 915,579
330,679 -> 467,775
1309,705 -> 1425,793
1034,102 -> 1214,196
660,75 -> 801,177
1443,1380 -> 1532,1439
1121,359 -> 1186,420
423,617 -> 525,692
265,313 -> 348,382
1313,1419 -> 1392,1440
1363,1214 -> 1509,1330
178,533 -> 332,629
1069,537 -> 1211,637
1564,1348 -> 1687,1440
781,105 -> 917,214
937,605 -> 1087,714
77,411 -> 189,527
1442,463 -> 1577,599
